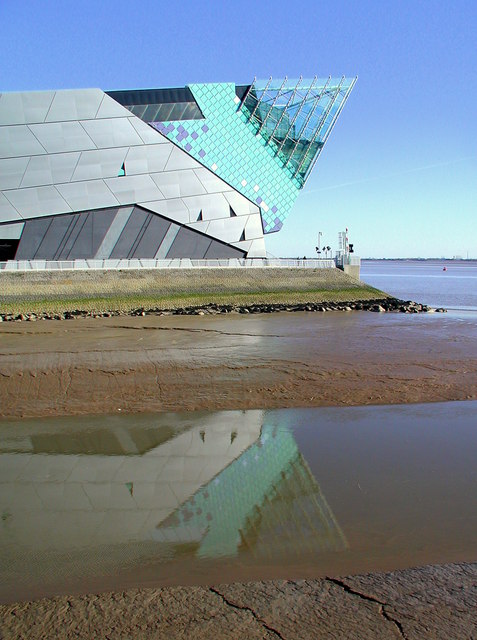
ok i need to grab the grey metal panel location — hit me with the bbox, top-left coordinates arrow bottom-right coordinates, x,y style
55,212 -> 88,259
245,213 -> 264,240
94,206 -> 133,258
95,94 -> 132,119
0,192 -> 23,223
0,221 -> 24,239
193,167 -> 230,194
14,217 -> 53,259
151,169 -> 207,198
110,207 -> 150,258
244,237 -> 266,257
125,144 -> 173,175
3,185 -> 72,218
182,193 -> 230,221
56,180 -> 119,211
66,208 -> 118,259
131,213 -> 171,258
164,145 -> 202,171
105,174 -> 164,205
165,226 -> 212,259
204,239 -> 245,259
140,198 -> 190,224
0,125 -> 46,158
34,213 -> 77,259
20,152 -> 81,187
128,117 -> 169,144
223,191 -> 257,216
28,121 -> 96,153
45,89 -> 104,122
71,147 -> 128,182
0,156 -> 30,189
206,216 -> 248,243
186,220 -> 211,235
154,223 -> 179,258
0,91 -> 55,125
80,117 -> 143,148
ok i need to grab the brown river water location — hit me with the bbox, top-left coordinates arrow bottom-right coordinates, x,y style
0,401 -> 476,603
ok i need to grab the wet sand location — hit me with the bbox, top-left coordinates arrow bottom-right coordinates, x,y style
1,311 -> 476,637
1,563 -> 476,639
1,310 -> 476,418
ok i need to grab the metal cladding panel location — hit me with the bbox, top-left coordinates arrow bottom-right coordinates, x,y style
0,125 -> 46,159
56,180 -> 119,211
154,223 -> 179,258
164,145 -> 201,171
55,213 -> 89,258
182,193 -> 229,221
80,118 -> 143,148
71,147 -> 128,182
45,89 -> 104,122
0,192 -> 23,223
0,157 -> 30,190
204,239 -> 244,259
94,206 -> 133,258
245,237 -> 266,257
0,91 -> 55,125
14,217 -> 53,259
128,117 -> 169,145
66,208 -> 118,259
4,185 -> 72,218
28,121 -> 96,154
125,144 -> 173,175
95,94 -> 133,119
110,207 -> 150,258
20,152 -> 81,188
150,170 -> 206,199
206,216 -> 248,243
165,226 -> 212,259
33,214 -> 76,259
140,199 -> 190,224
193,168 -> 231,194
245,214 -> 264,240
0,221 -> 24,239
131,214 -> 171,258
187,220 -> 210,235
105,174 -> 164,205
223,191 -> 258,216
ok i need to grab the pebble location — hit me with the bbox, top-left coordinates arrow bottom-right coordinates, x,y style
0,298 -> 442,323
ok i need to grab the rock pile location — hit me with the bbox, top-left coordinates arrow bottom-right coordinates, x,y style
0,298 -> 446,322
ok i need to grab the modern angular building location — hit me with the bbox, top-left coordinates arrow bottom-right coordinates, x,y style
0,77 -> 356,262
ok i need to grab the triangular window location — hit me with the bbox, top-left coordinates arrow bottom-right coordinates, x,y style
229,206 -> 237,217
197,210 -> 203,221
118,162 -> 126,177
239,230 -> 245,242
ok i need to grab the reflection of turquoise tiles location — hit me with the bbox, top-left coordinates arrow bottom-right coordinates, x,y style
152,83 -> 301,233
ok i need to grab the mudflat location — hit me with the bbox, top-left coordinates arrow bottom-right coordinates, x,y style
0,310 -> 476,418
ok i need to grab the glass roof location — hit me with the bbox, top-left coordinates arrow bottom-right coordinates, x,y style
239,76 -> 357,186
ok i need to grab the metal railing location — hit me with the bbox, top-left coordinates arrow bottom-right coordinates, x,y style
334,255 -> 361,267
0,258 -> 336,272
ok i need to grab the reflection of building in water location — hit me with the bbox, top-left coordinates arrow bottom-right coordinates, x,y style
0,411 -> 345,562
154,424 -> 346,558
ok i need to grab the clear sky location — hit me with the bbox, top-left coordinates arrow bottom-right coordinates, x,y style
1,0 -> 476,258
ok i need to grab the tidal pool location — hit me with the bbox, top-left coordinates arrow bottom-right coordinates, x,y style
0,401 -> 476,603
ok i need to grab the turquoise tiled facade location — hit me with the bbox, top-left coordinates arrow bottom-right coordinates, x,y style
152,78 -> 356,234
153,83 -> 300,233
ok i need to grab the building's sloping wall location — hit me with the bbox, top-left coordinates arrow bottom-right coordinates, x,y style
0,89 -> 266,258
151,83 -> 302,234
14,206 -> 245,260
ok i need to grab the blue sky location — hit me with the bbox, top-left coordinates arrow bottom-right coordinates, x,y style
1,0 -> 476,258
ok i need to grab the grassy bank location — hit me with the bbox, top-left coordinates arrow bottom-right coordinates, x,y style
0,267 -> 387,315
